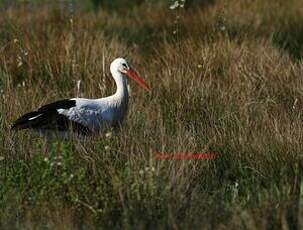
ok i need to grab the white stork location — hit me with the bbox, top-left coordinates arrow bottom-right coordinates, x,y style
11,58 -> 150,138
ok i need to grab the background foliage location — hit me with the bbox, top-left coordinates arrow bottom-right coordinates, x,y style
0,0 -> 302,229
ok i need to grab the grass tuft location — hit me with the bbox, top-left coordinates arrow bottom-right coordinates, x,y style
0,1 -> 302,229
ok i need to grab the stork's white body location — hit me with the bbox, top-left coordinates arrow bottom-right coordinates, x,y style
58,88 -> 128,132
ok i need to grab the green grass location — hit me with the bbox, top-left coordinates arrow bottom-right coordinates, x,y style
0,0 -> 303,229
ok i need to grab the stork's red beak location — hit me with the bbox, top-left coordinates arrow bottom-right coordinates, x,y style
125,69 -> 151,92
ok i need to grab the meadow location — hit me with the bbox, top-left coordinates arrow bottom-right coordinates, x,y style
0,0 -> 303,229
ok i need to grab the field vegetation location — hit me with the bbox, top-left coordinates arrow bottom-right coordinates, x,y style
0,0 -> 302,229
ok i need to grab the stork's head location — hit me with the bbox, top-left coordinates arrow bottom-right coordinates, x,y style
110,58 -> 150,92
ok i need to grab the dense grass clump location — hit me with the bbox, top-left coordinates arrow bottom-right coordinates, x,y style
0,0 -> 303,229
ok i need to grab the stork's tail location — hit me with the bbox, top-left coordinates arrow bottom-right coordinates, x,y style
11,111 -> 49,131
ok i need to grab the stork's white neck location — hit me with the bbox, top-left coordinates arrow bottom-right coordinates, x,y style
112,69 -> 128,100
109,69 -> 129,125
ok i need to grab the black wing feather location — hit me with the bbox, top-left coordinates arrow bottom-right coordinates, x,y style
38,99 -> 76,111
11,99 -> 92,135
11,111 -> 45,130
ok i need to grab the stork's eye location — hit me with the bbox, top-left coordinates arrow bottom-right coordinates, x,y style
122,63 -> 128,68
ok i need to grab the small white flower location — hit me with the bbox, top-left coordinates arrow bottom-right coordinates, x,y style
0,156 -> 4,161
17,56 -> 23,67
105,132 -> 112,138
139,170 -> 144,175
145,167 -> 149,171
105,145 -> 110,151
170,1 -> 179,10
151,167 -> 155,172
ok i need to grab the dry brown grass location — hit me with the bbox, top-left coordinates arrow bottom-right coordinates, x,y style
0,0 -> 303,229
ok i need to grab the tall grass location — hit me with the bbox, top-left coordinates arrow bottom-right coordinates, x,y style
0,0 -> 303,229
